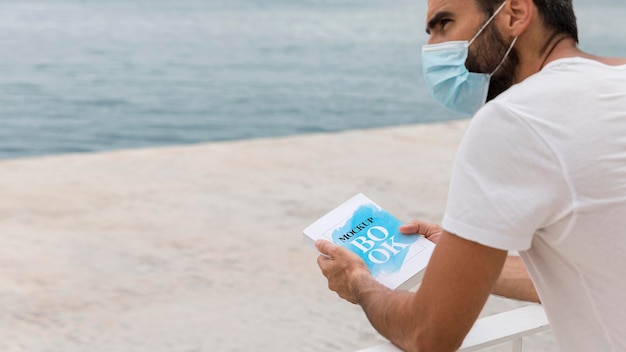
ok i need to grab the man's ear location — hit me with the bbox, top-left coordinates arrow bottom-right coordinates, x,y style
503,0 -> 534,37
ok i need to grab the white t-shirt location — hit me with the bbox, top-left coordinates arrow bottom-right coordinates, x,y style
442,57 -> 626,351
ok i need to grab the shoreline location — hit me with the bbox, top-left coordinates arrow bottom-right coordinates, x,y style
0,119 -> 466,163
0,120 -> 556,351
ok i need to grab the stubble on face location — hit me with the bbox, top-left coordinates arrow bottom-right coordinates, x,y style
465,24 -> 519,101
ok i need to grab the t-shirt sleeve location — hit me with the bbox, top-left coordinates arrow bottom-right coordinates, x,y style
442,102 -> 572,251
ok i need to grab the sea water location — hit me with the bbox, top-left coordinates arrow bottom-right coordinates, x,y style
0,0 -> 624,159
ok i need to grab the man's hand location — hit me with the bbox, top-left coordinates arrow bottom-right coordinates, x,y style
400,220 -> 443,244
316,220 -> 442,304
315,239 -> 372,304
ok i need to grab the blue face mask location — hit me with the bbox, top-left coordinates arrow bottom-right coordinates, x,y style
422,1 -> 517,116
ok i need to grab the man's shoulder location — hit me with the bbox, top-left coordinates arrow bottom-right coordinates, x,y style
502,59 -> 593,96
514,57 -> 626,94
481,57 -> 626,121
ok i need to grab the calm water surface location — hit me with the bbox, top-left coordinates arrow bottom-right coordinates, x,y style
0,0 -> 624,159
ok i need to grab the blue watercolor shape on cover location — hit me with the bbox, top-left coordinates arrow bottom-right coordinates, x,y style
331,204 -> 419,278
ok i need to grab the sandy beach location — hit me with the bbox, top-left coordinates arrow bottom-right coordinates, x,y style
0,120 -> 556,351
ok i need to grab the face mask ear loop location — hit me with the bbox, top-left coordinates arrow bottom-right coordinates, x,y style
468,0 -> 508,47
489,36 -> 518,77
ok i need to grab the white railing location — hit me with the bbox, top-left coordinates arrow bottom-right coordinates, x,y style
356,304 -> 550,352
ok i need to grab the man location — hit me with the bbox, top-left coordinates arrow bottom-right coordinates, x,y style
315,0 -> 626,350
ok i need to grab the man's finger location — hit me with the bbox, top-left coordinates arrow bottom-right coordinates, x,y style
399,223 -> 420,234
399,220 -> 440,236
315,239 -> 335,257
399,220 -> 427,234
317,253 -> 331,274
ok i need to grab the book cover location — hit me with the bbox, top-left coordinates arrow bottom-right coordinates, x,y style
303,193 -> 435,290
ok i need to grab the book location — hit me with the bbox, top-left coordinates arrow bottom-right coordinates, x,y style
303,193 -> 435,290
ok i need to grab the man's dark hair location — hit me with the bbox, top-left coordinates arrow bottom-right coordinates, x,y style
476,0 -> 579,43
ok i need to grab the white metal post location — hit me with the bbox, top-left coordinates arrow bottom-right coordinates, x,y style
512,338 -> 523,352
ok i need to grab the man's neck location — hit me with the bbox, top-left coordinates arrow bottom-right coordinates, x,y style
515,32 -> 626,84
515,33 -> 581,83
538,34 -> 576,69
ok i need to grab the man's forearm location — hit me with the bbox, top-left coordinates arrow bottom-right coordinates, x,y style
352,231 -> 506,352
319,232 -> 509,352
492,256 -> 540,303
352,273 -> 422,352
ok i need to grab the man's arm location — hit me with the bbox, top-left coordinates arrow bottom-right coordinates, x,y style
492,256 -> 540,303
401,221 -> 540,303
316,230 -> 507,352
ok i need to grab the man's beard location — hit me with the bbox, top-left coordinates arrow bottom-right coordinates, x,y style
465,25 -> 519,101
